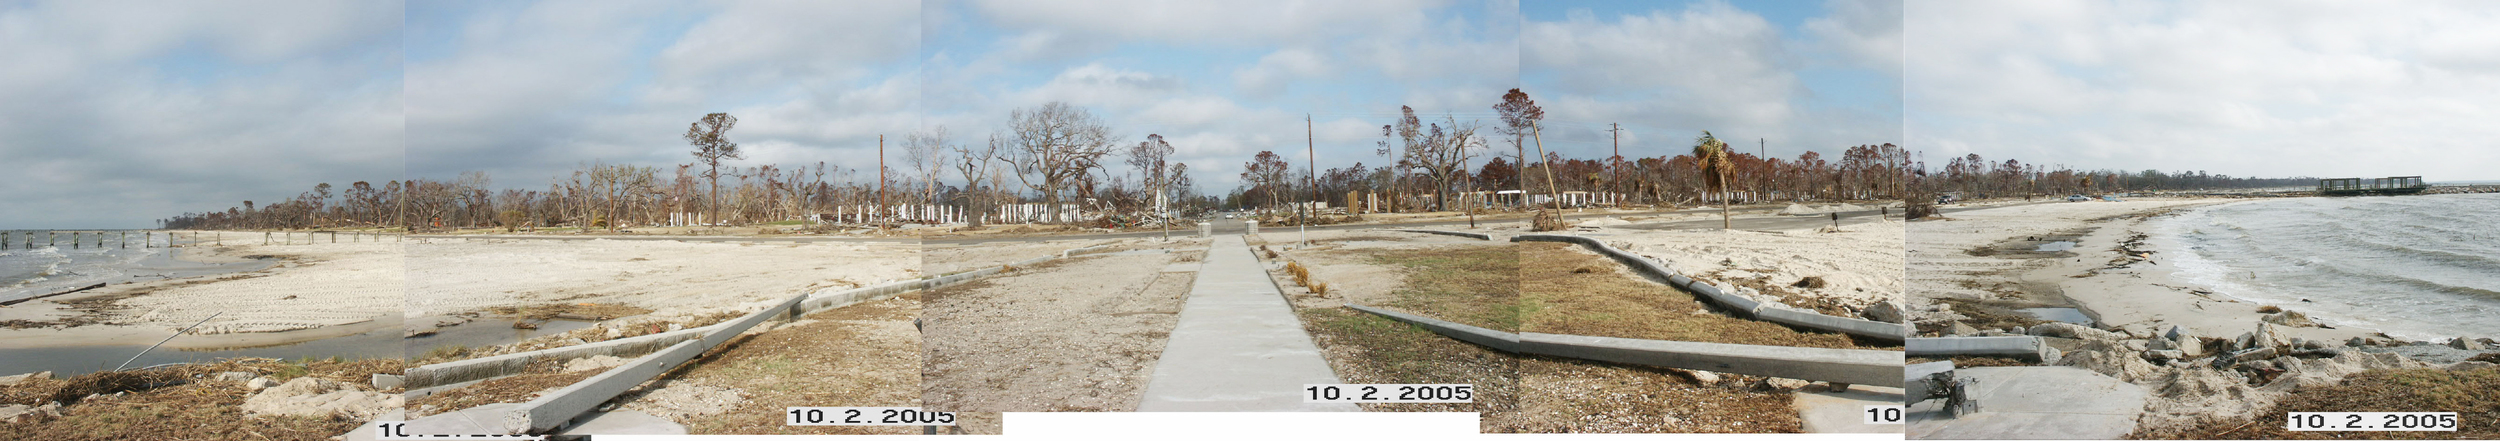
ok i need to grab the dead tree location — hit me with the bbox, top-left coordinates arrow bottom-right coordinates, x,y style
1003,102 -> 1117,224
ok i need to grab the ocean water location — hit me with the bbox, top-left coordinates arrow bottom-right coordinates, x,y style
2155,193 -> 2500,340
0,230 -> 172,304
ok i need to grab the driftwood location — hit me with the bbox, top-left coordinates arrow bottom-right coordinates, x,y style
0,283 -> 107,306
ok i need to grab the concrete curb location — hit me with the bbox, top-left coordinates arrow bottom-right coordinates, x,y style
1520,332 -> 1904,388
1511,234 -> 1906,342
403,324 -> 720,390
1905,337 -> 2057,362
503,293 -> 808,433
1342,304 -> 1901,388
1390,229 -> 1492,241
417,243 -> 1102,434
1344,304 -> 1517,352
408,245 -> 1086,391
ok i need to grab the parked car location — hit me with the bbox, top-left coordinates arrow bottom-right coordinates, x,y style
2066,195 -> 2089,202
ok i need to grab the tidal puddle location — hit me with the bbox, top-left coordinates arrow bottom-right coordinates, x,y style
2034,241 -> 2078,252
0,326 -> 400,377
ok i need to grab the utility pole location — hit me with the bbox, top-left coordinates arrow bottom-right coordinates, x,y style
878,134 -> 887,235
1303,114 -> 1313,247
1610,123 -> 1622,204
1533,122 -> 1562,226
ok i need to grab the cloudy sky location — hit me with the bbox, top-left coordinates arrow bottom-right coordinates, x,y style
1,0 -> 1897,229
0,1 -> 402,230
1909,0 -> 2500,182
1524,0 -> 1901,165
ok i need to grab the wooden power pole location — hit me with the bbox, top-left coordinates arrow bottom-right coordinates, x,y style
878,134 -> 887,235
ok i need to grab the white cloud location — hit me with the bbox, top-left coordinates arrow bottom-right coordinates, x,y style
407,0 -> 923,186
0,0 -> 402,229
1525,2 -> 1799,133
1908,0 -> 2500,180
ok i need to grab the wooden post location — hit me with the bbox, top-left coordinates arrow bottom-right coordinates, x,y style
121,231 -> 127,249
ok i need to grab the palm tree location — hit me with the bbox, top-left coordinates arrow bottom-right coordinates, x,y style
1693,131 -> 1732,230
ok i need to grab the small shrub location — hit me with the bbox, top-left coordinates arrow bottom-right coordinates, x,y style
1792,276 -> 1828,289
2257,305 -> 2283,314
1531,209 -> 1567,232
1312,282 -> 1330,295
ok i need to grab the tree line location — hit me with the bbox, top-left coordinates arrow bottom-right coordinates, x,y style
162,104 -> 1211,231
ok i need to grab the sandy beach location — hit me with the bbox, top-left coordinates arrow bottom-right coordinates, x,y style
0,237 -> 403,349
1593,218 -> 1904,318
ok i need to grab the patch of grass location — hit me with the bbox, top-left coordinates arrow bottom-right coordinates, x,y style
418,345 -> 470,364
1519,242 -> 1864,349
1299,307 -> 1515,415
1926,297 -> 2052,335
1364,245 -> 1521,331
2144,367 -> 2500,439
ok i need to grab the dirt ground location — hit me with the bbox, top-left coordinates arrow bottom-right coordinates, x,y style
1511,355 -> 1805,433
0,358 -> 401,441
410,292 -> 927,434
1520,242 -> 1871,349
1295,307 -> 1519,430
920,249 -> 1192,412
2140,365 -> 2500,439
619,291 -> 925,435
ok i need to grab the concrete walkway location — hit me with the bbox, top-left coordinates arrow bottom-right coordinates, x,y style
1908,366 -> 2147,439
1137,234 -> 1358,412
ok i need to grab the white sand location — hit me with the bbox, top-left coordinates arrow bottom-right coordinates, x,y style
1598,220 -> 1905,313
1907,200 -> 2210,304
405,238 -> 918,320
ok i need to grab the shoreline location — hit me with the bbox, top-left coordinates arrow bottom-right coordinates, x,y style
1909,198 -> 2387,342
2041,200 -> 2375,343
0,237 -> 403,350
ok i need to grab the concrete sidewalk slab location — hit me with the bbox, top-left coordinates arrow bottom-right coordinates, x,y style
1794,386 -> 1906,433
1907,366 -> 2147,439
1138,234 -> 1358,412
558,409 -> 688,435
401,403 -> 524,435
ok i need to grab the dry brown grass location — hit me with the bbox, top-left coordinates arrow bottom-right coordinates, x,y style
1921,297 -> 2053,336
0,358 -> 401,441
1297,307 -> 1516,417
1507,355 -> 1802,433
2142,366 -> 2500,439
1363,245 -> 1521,332
488,302 -> 653,321
1520,242 -> 1864,349
407,360 -> 596,414
658,292 -> 921,435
